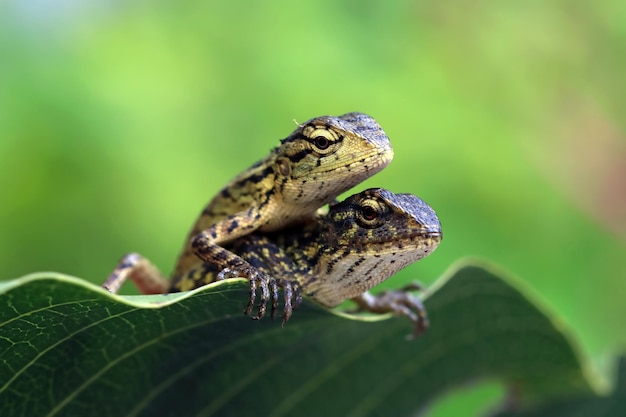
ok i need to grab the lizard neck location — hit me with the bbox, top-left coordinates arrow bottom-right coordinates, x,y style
277,218 -> 326,275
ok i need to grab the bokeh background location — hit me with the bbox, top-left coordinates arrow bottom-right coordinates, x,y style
1,0 -> 625,414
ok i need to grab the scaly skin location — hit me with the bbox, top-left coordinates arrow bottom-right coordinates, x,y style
173,188 -> 442,334
103,113 -> 394,319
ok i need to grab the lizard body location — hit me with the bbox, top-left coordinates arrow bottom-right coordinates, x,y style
173,188 -> 442,333
103,113 -> 394,320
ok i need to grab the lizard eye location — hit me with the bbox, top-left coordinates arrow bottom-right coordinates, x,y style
362,205 -> 378,220
357,200 -> 384,228
313,136 -> 330,150
305,127 -> 339,155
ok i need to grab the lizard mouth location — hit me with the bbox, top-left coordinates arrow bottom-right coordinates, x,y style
331,149 -> 393,174
371,231 -> 441,247
393,231 -> 442,247
421,232 -> 443,245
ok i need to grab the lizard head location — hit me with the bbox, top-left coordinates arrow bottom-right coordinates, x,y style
311,188 -> 442,306
273,113 -> 394,206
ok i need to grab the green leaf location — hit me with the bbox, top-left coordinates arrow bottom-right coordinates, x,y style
0,261 -> 602,417
492,356 -> 626,417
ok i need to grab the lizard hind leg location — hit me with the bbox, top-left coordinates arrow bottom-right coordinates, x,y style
351,289 -> 429,337
102,253 -> 169,294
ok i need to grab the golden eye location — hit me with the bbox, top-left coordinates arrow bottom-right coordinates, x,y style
306,127 -> 339,155
362,205 -> 378,221
356,200 -> 384,228
313,136 -> 330,150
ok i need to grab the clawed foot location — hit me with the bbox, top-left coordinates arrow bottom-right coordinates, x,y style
218,267 -> 302,325
352,284 -> 429,337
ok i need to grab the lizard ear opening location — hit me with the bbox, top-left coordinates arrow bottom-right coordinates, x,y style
276,157 -> 291,177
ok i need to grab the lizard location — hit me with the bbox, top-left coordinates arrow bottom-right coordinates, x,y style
103,113 -> 394,321
171,188 -> 443,334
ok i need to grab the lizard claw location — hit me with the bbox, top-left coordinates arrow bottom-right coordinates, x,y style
244,270 -> 270,320
217,267 -> 302,324
386,291 -> 429,338
244,272 -> 302,324
276,279 -> 302,326
216,267 -> 270,319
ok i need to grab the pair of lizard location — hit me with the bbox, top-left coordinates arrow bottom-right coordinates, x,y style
103,113 -> 442,333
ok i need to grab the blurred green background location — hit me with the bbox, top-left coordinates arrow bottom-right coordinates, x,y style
1,0 -> 625,413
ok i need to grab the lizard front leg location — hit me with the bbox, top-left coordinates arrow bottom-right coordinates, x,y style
102,253 -> 169,294
234,234 -> 304,325
191,209 -> 286,321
